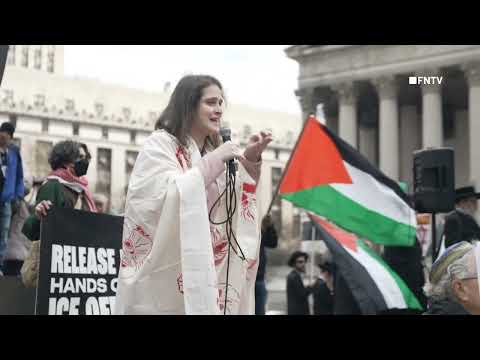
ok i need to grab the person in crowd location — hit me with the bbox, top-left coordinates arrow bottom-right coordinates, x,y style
0,122 -> 25,275
286,251 -> 313,315
312,261 -> 334,315
20,140 -> 96,288
22,140 -> 97,241
255,214 -> 278,315
2,176 -> 32,276
424,241 -> 479,315
443,186 -> 480,249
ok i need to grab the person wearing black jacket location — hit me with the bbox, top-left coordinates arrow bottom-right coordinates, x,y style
286,251 -> 313,315
255,214 -> 278,315
312,261 -> 334,315
443,186 -> 480,248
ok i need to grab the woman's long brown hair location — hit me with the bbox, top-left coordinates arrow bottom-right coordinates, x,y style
155,75 -> 224,150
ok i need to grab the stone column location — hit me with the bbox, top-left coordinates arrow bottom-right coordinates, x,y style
462,63 -> 480,187
295,88 -> 317,123
332,82 -> 358,148
372,76 -> 399,180
420,69 -> 443,149
110,146 -> 127,213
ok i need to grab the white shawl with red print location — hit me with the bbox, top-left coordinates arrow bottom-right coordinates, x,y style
114,130 -> 260,315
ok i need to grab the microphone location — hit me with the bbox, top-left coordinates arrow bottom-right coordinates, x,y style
220,128 -> 236,176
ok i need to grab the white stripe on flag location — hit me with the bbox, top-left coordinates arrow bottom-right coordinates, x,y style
331,162 -> 416,228
345,246 -> 407,309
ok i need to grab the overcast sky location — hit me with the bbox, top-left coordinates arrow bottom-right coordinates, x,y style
63,45 -> 301,115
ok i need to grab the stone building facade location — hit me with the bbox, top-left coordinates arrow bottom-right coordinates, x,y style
0,45 -> 302,250
286,45 -> 480,190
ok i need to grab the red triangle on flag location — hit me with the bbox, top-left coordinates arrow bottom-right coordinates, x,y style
280,117 -> 352,194
311,215 -> 358,252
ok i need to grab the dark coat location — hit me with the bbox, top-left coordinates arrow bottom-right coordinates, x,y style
423,299 -> 470,315
286,270 -> 311,315
383,238 -> 427,309
22,180 -> 90,241
443,210 -> 480,248
256,225 -> 278,282
312,279 -> 333,315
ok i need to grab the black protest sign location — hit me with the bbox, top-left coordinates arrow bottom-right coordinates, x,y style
36,208 -> 123,315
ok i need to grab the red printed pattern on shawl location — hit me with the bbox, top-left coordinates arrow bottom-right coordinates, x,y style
121,225 -> 153,269
177,273 -> 184,294
241,183 -> 256,222
211,226 -> 228,267
217,284 -> 241,314
175,145 -> 192,171
246,259 -> 258,282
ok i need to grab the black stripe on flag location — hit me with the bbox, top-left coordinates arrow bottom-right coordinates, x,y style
313,218 -> 388,315
320,123 -> 411,206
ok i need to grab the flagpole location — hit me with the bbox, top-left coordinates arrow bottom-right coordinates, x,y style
310,223 -> 316,284
266,113 -> 317,216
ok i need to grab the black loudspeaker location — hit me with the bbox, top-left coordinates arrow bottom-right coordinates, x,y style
0,45 -> 9,86
413,148 -> 455,213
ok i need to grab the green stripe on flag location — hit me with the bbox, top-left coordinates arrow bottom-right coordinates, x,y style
282,185 -> 416,246
357,240 -> 423,310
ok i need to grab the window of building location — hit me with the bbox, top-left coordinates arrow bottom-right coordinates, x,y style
47,51 -> 54,73
3,90 -> 13,105
102,127 -> 108,140
274,149 -> 280,160
285,131 -> 294,145
97,148 -> 112,201
130,130 -> 137,144
94,102 -> 104,117
34,47 -> 42,70
72,122 -> 79,136
8,115 -> 17,129
125,150 -> 139,188
41,118 -> 49,133
34,94 -> 45,108
123,107 -> 131,121
65,99 -> 75,112
21,46 -> 28,67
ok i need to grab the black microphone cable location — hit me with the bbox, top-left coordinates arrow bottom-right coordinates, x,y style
208,158 -> 247,315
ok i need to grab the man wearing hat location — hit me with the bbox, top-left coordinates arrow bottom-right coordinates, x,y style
443,186 -> 480,249
424,241 -> 480,315
0,122 -> 25,275
286,251 -> 313,315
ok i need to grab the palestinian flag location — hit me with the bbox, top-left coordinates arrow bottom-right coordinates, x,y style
280,116 -> 416,246
312,215 -> 423,313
